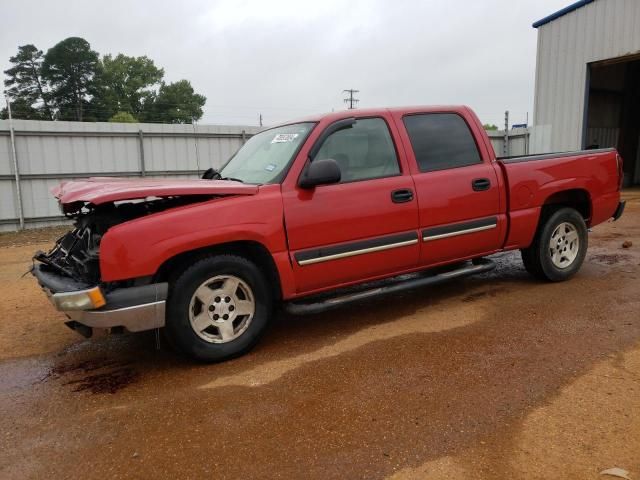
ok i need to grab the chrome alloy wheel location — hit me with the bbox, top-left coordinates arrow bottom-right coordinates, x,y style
549,222 -> 580,269
188,275 -> 255,343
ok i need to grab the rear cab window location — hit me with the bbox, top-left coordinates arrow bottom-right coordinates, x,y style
402,113 -> 482,172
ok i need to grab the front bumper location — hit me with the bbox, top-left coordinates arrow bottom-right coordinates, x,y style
32,264 -> 168,336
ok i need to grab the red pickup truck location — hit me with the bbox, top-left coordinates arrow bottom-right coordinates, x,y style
32,106 -> 625,361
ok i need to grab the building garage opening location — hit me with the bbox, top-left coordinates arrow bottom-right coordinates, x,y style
585,55 -> 640,186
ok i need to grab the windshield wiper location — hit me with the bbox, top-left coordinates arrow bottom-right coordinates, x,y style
220,176 -> 245,183
201,169 -> 244,183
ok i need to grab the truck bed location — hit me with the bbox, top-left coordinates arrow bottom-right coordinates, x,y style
497,147 -> 621,250
498,147 -> 616,163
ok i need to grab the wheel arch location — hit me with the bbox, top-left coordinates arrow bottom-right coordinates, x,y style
541,188 -> 592,224
153,240 -> 283,301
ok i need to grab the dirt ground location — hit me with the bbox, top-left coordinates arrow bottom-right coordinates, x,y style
1,192 -> 639,480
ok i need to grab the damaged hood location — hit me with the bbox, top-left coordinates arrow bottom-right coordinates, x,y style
52,177 -> 259,205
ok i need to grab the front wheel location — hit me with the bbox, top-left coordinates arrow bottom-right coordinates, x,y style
521,207 -> 588,282
166,255 -> 273,362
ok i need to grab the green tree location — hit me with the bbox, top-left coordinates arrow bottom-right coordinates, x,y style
109,111 -> 137,123
3,37 -> 207,123
3,44 -> 53,120
42,37 -> 100,121
146,80 -> 206,124
0,97 -> 44,120
483,123 -> 499,131
94,54 -> 164,121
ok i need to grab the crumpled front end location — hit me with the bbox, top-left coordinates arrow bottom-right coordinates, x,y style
31,195 -> 215,337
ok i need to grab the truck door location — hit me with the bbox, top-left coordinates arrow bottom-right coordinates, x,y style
282,115 -> 420,294
392,111 -> 504,266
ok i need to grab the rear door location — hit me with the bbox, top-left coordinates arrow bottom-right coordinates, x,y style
282,115 -> 420,294
392,110 -> 505,266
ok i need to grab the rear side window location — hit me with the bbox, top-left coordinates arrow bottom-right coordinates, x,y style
403,113 -> 482,172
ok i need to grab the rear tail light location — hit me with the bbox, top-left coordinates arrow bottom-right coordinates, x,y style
616,153 -> 624,190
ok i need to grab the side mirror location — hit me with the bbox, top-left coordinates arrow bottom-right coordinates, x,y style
298,158 -> 341,189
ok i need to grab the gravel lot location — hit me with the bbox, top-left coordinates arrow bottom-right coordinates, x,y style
1,191 -> 639,480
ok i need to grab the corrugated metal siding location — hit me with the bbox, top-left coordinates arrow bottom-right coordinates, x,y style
0,120 -> 260,231
533,0 -> 640,151
486,129 -> 531,157
586,127 -> 619,147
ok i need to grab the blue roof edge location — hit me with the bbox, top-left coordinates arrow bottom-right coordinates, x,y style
532,0 -> 595,28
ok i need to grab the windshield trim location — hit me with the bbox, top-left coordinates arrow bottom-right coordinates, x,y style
218,121 -> 318,185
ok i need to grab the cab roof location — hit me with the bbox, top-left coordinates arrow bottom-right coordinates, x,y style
284,105 -> 473,125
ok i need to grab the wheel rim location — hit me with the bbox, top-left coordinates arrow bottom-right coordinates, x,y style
549,222 -> 580,269
188,275 -> 255,344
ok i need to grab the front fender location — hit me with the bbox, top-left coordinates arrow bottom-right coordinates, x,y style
99,186 -> 288,282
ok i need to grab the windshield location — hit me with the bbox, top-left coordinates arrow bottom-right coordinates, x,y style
218,122 -> 315,184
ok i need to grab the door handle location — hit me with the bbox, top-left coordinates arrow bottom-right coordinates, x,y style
472,178 -> 491,191
391,189 -> 414,203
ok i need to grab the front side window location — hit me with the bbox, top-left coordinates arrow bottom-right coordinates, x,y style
218,122 -> 315,184
403,113 -> 482,172
314,117 -> 400,182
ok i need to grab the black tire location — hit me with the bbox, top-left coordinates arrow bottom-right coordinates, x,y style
165,255 -> 273,362
520,207 -> 588,282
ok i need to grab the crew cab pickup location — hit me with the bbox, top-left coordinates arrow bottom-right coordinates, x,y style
32,106 -> 626,361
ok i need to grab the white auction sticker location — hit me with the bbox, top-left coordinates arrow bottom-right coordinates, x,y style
271,133 -> 299,143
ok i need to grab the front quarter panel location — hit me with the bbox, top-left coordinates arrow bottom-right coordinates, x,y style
99,185 -> 288,283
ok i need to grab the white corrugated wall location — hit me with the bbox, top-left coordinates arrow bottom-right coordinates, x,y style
0,120 -> 261,231
533,0 -> 640,151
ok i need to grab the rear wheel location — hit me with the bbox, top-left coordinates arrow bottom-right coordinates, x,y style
166,255 -> 272,362
520,207 -> 587,282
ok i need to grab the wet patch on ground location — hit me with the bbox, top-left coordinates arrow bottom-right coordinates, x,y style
0,192 -> 638,479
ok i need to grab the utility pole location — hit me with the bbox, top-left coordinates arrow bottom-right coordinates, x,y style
343,89 -> 359,109
503,110 -> 510,157
5,94 -> 24,230
259,113 -> 263,127
192,118 -> 200,175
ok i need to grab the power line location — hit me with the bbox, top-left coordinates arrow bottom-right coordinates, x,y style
343,89 -> 359,109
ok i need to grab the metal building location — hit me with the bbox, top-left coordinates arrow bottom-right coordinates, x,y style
532,0 -> 640,185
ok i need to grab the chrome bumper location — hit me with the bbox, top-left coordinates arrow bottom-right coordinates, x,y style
32,264 -> 168,334
64,300 -> 166,332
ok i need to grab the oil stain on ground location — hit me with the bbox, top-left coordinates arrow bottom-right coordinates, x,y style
48,357 -> 138,394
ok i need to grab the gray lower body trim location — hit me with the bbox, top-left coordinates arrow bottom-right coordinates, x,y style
422,217 -> 497,242
33,264 -> 168,333
298,239 -> 418,265
65,301 -> 166,332
295,231 -> 418,266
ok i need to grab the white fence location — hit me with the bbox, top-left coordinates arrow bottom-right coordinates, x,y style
1,120 -> 540,232
0,120 -> 261,231
486,127 -> 533,158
